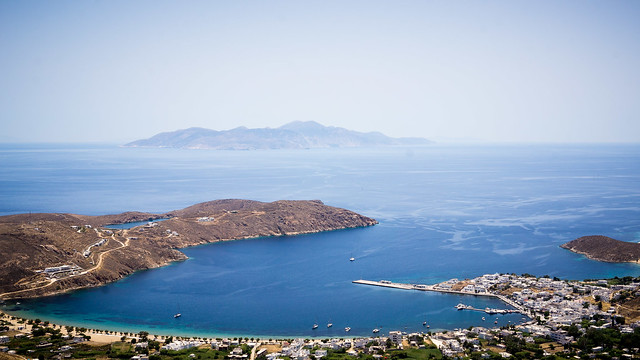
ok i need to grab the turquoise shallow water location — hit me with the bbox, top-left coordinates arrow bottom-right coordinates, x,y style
1,144 -> 639,337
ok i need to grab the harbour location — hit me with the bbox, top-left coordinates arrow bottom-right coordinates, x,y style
1,144 -> 639,337
352,279 -> 529,316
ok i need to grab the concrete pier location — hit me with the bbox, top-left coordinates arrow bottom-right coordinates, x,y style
352,279 -> 529,316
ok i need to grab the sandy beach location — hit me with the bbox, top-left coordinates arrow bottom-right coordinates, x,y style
0,309 -> 166,345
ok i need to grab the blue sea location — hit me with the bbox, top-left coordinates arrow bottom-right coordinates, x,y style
1,143 -> 640,338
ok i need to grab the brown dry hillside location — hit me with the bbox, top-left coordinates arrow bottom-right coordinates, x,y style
560,235 -> 640,263
0,199 -> 377,299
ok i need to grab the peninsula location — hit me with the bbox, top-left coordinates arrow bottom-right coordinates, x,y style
560,235 -> 640,263
0,199 -> 377,299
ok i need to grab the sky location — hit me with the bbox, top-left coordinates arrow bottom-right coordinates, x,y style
1,0 -> 639,144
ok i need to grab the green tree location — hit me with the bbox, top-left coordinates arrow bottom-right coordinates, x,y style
566,324 -> 580,338
504,335 -> 525,354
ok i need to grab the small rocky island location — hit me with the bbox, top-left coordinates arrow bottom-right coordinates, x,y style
0,199 -> 377,299
560,235 -> 640,263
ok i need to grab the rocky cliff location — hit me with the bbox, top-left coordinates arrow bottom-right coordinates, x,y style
560,235 -> 640,263
0,200 -> 377,299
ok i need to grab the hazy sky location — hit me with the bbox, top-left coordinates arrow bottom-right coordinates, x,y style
1,1 -> 639,143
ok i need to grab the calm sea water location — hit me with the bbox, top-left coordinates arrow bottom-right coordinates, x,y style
1,143 -> 640,338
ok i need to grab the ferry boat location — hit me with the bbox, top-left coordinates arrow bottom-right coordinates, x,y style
312,324 -> 318,330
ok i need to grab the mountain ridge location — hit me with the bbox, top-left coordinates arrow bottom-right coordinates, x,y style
124,121 -> 432,150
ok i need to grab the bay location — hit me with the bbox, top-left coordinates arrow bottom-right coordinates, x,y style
1,143 -> 640,338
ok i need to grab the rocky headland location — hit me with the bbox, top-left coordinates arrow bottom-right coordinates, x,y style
0,199 -> 377,299
560,235 -> 640,263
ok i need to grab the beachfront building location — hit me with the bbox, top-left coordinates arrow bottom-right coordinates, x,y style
388,331 -> 402,345
314,349 -> 328,358
161,340 -> 202,351
228,346 -> 247,359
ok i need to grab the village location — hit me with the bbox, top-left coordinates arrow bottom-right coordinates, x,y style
1,273 -> 639,360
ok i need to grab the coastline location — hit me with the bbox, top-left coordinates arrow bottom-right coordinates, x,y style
0,307 -> 371,342
560,235 -> 640,264
0,225 -> 377,301
0,274 -> 530,340
563,248 -> 640,265
3,271 -> 639,341
0,309 -> 133,345
0,199 -> 378,300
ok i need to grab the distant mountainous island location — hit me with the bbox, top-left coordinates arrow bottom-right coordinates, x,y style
123,121 -> 432,150
0,199 -> 377,299
560,235 -> 640,263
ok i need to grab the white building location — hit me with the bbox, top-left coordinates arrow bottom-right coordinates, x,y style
389,331 -> 402,345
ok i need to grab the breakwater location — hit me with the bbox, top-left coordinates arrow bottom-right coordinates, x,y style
352,279 -> 528,316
